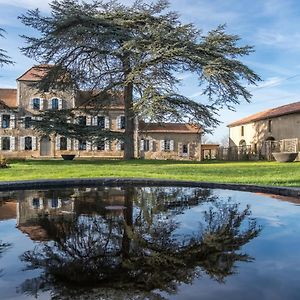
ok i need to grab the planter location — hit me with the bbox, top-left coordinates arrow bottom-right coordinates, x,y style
61,154 -> 76,161
272,152 -> 298,162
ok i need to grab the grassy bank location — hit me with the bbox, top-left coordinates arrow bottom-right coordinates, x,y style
1,159 -> 299,187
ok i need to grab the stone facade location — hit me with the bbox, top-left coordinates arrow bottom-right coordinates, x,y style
0,65 -> 202,160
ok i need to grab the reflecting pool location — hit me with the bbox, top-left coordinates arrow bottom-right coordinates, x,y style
0,186 -> 300,299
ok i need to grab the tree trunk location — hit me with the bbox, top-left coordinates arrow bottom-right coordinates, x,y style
122,55 -> 135,160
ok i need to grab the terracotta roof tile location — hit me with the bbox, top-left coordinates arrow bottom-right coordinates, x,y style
139,121 -> 202,133
0,88 -> 17,108
17,64 -> 53,81
228,101 -> 300,127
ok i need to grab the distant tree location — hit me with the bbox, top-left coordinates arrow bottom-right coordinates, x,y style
0,28 -> 13,67
20,0 -> 260,159
220,134 -> 229,147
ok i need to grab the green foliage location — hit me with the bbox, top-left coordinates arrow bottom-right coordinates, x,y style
0,28 -> 14,67
19,0 -> 260,158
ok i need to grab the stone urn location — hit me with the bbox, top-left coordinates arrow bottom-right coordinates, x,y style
272,152 -> 298,162
61,154 -> 76,161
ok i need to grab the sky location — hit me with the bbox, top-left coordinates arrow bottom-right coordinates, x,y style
1,0 -> 300,143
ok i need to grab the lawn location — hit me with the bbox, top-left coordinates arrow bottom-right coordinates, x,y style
1,159 -> 299,187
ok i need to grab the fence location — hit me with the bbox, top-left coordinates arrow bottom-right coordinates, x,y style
217,138 -> 299,161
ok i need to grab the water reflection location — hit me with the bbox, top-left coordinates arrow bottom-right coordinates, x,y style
9,187 -> 261,299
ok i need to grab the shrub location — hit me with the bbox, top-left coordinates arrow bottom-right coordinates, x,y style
0,156 -> 9,168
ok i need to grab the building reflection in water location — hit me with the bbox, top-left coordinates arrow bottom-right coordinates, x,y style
1,187 -> 261,299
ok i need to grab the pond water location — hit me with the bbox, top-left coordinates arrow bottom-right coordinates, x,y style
0,186 -> 300,300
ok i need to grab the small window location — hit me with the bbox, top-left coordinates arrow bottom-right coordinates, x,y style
52,98 -> 59,110
24,117 -> 32,129
2,115 -> 10,128
97,116 -> 105,129
164,139 -> 171,151
51,198 -> 59,208
25,136 -> 32,150
78,116 -> 86,126
182,144 -> 188,155
32,198 -> 41,209
32,98 -> 40,110
241,126 -> 244,137
120,116 -> 125,129
141,139 -> 150,151
78,139 -> 86,150
97,140 -> 105,151
60,137 -> 67,150
268,120 -> 272,133
2,137 -> 10,150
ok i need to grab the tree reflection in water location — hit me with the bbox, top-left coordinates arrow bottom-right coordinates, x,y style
19,187 -> 261,299
0,241 -> 12,277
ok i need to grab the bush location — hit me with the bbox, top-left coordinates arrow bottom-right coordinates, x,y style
0,156 -> 10,168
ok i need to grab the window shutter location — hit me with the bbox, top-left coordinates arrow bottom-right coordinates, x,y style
86,116 -> 92,126
40,99 -> 44,110
56,136 -> 60,150
92,116 -> 97,126
105,116 -> 110,129
86,141 -> 92,151
170,140 -> 174,151
29,99 -> 34,110
149,140 -> 153,152
48,99 -> 52,109
10,114 -> 16,129
117,116 -> 121,129
58,99 -> 63,110
105,140 -> 110,151
116,140 -> 121,151
10,136 -> 16,151
92,141 -> 97,151
32,136 -> 37,151
140,139 -> 144,151
20,137 -> 25,150
178,143 -> 183,157
74,139 -> 79,150
160,140 -> 165,151
67,138 -> 72,150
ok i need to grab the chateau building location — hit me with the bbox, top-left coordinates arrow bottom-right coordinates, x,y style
228,101 -> 300,153
0,65 -> 202,160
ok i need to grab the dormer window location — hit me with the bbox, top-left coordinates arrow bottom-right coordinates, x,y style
78,116 -> 86,126
52,98 -> 59,110
2,115 -> 10,128
32,98 -> 40,110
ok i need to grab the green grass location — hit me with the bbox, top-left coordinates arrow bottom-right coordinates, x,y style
1,159 -> 300,187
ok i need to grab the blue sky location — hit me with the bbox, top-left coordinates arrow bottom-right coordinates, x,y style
1,0 -> 300,142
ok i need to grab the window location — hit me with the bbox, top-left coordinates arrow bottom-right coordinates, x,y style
2,115 -> 10,128
60,137 -> 67,150
141,139 -> 150,151
51,198 -> 59,208
97,116 -> 105,129
268,120 -> 272,133
120,116 -> 125,129
78,139 -> 86,150
164,139 -> 171,151
52,98 -> 59,110
32,98 -> 40,110
25,137 -> 32,150
32,198 -> 41,209
120,141 -> 125,151
241,126 -> 244,136
2,137 -> 10,150
24,117 -> 32,129
97,140 -> 105,151
182,144 -> 188,155
78,116 -> 86,126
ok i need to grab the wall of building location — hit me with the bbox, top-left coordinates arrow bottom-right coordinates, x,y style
229,113 -> 300,148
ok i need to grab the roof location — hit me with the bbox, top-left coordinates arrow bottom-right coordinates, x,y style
139,121 -> 202,133
75,90 -> 124,108
0,88 -> 17,108
17,64 -> 53,81
228,101 -> 300,127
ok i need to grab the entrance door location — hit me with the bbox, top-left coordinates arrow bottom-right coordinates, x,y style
40,136 -> 51,156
